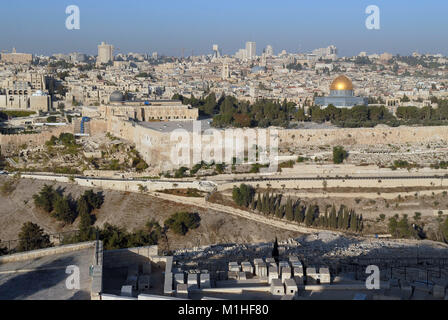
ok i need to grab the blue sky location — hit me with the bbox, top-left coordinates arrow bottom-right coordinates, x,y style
1,0 -> 447,56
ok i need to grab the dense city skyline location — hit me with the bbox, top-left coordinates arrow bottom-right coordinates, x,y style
2,0 -> 448,57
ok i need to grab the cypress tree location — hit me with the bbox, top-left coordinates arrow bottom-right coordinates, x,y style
293,202 -> 300,222
256,193 -> 262,212
299,205 -> 306,223
337,205 -> 344,229
330,205 -> 337,229
358,214 -> 363,232
305,205 -> 315,227
280,204 -> 286,219
350,210 -> 358,232
324,210 -> 329,228
269,194 -> 276,214
250,197 -> 256,210
343,207 -> 350,230
285,197 -> 293,221
262,193 -> 269,215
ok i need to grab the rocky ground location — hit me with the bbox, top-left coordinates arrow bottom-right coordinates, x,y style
0,176 -> 301,250
173,231 -> 448,281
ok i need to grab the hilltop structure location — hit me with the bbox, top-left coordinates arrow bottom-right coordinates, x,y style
314,75 -> 368,108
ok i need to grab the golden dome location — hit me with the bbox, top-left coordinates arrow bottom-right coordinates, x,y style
330,75 -> 353,91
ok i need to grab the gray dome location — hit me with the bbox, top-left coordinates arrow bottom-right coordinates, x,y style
251,66 -> 266,73
110,91 -> 125,102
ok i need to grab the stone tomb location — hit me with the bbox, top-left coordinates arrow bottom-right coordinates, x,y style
187,273 -> 198,289
268,266 -> 279,284
271,279 -> 285,296
200,274 -> 211,288
284,278 -> 298,296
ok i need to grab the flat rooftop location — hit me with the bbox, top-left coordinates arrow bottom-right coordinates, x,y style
0,247 -> 94,300
139,119 -> 213,133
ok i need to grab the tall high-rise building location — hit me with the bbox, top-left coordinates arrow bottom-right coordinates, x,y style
246,41 -> 256,59
235,49 -> 247,60
312,45 -> 338,59
265,45 -> 274,57
212,44 -> 222,58
97,41 -> 114,65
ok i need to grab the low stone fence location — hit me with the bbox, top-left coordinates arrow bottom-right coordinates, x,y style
0,241 -> 95,264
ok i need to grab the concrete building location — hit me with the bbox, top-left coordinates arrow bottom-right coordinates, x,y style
235,48 -> 247,60
212,44 -> 221,58
1,48 -> 33,64
246,42 -> 256,59
221,63 -> 230,80
93,91 -> 199,121
0,78 -> 50,111
70,52 -> 88,63
312,45 -> 338,60
97,42 -> 114,65
265,45 -> 274,57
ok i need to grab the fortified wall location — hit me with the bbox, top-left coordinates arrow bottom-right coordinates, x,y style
278,126 -> 448,147
93,116 -> 448,171
0,124 -> 74,154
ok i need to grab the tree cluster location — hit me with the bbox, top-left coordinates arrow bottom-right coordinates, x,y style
174,93 -> 297,128
233,186 -> 364,232
308,105 -> 398,127
164,212 -> 201,236
17,222 -> 52,252
213,96 -> 296,128
232,184 -> 256,207
97,222 -> 163,250
333,146 -> 349,164
388,214 -> 421,239
33,185 -> 103,225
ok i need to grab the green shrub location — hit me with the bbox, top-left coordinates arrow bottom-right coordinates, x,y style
164,212 -> 200,235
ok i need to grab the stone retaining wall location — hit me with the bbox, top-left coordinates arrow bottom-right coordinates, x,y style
0,241 -> 95,264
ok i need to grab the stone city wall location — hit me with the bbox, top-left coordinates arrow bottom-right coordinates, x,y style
0,124 -> 74,153
278,126 -> 448,147
102,118 -> 448,171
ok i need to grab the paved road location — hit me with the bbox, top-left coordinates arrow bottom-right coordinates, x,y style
0,248 -> 93,300
13,171 -> 448,184
227,175 -> 448,183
